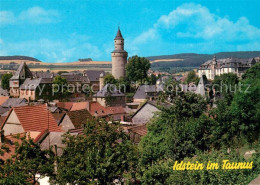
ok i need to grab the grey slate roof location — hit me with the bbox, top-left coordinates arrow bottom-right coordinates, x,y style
10,62 -> 32,80
83,70 -> 105,82
0,87 -> 8,96
133,85 -> 164,100
95,84 -> 125,97
33,71 -> 54,79
1,98 -> 27,108
0,106 -> 9,115
115,28 -> 123,40
20,78 -> 42,90
200,57 -> 256,69
62,75 -> 89,83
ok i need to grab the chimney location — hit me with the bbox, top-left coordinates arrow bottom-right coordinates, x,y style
0,130 -> 4,143
99,73 -> 104,91
86,102 -> 90,111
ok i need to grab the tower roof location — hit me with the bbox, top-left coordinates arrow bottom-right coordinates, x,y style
114,28 -> 123,40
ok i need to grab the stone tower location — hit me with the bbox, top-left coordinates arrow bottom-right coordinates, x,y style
111,28 -> 128,79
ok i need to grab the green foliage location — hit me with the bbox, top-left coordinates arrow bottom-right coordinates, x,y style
53,75 -> 70,100
126,55 -> 151,84
139,93 -> 207,166
141,160 -> 172,185
210,64 -> 260,148
0,136 -> 55,184
185,70 -> 199,84
230,63 -> 260,144
149,74 -> 158,85
55,119 -> 138,184
242,63 -> 260,80
57,71 -> 69,75
104,73 -> 116,84
1,73 -> 13,89
213,73 -> 239,104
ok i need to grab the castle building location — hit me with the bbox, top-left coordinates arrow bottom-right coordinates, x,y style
198,56 -> 256,80
111,28 -> 128,79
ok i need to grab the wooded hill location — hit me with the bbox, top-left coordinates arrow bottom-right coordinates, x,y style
147,51 -> 260,68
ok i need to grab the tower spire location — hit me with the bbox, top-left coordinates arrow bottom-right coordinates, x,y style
115,27 -> 123,39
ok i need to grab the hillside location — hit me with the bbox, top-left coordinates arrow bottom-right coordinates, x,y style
147,51 -> 260,68
0,56 -> 41,62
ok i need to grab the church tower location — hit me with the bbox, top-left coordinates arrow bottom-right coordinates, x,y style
111,28 -> 128,79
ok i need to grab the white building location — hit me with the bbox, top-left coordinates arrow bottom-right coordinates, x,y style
198,56 -> 256,80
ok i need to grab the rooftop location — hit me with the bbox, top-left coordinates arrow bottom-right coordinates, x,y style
1,104 -> 61,132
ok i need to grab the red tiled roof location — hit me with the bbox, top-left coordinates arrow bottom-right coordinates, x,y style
0,96 -> 9,105
70,102 -> 89,111
67,109 -> 92,129
89,102 -> 125,117
127,124 -> 147,136
56,102 -> 73,111
1,105 -> 61,132
33,129 -> 49,143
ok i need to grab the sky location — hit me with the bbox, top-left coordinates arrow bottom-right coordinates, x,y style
0,0 -> 260,63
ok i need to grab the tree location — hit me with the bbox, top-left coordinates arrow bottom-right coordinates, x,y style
57,71 -> 69,75
139,92 -> 207,166
55,119 -> 138,184
104,73 -> 117,84
52,76 -> 69,100
1,73 -> 13,90
212,73 -> 239,104
149,74 -> 157,85
126,55 -> 150,84
229,63 -> 260,144
0,135 -> 55,184
185,70 -> 199,84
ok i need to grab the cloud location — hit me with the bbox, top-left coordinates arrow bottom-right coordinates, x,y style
1,34 -> 103,63
0,11 -> 15,24
19,6 -> 60,24
130,3 -> 260,56
0,6 -> 59,25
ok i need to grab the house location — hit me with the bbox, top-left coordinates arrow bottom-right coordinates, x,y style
198,56 -> 256,80
88,102 -> 126,121
0,98 -> 27,116
126,124 -> 147,144
131,101 -> 161,125
83,70 -> 105,91
9,62 -> 33,97
133,80 -> 164,103
61,73 -> 90,92
9,62 -> 53,101
0,104 -> 61,138
32,71 -> 54,81
0,87 -> 9,96
34,131 -> 65,156
59,109 -> 92,131
19,78 -> 42,101
70,101 -> 89,111
1,98 -> 27,108
56,102 -> 74,111
93,84 -> 126,107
